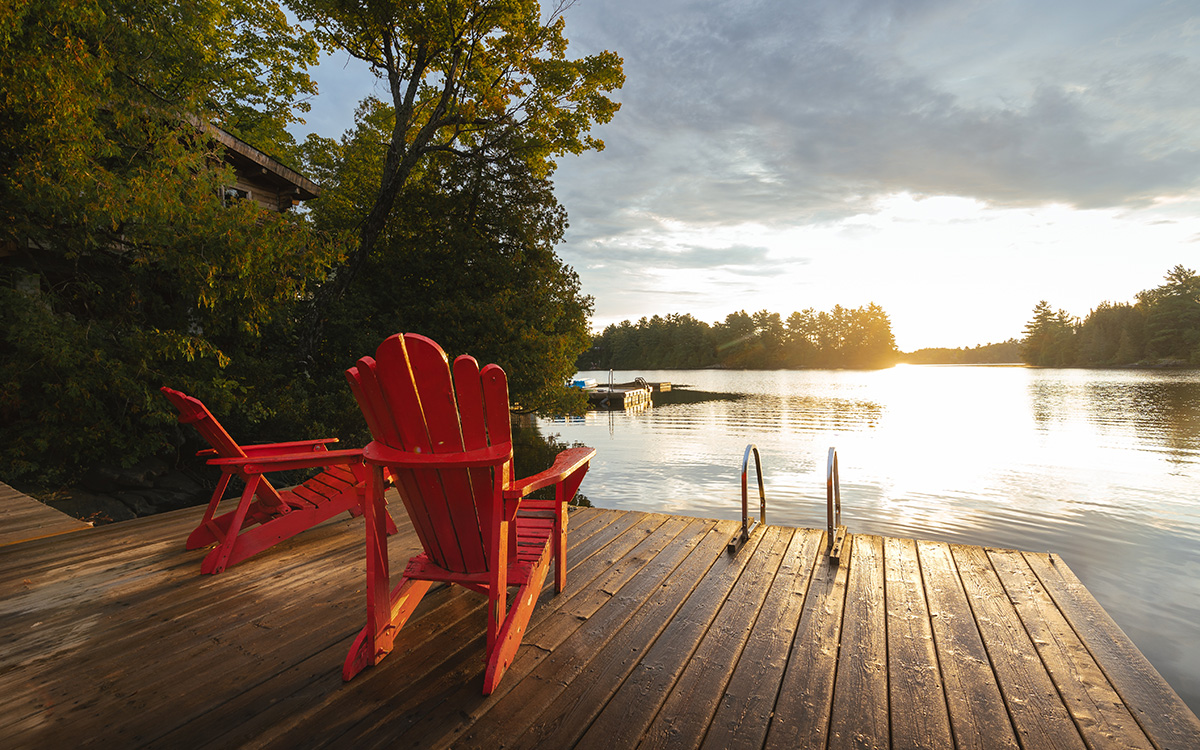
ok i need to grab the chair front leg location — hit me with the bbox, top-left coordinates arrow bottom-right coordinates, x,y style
186,472 -> 233,550
365,466 -> 392,645
200,474 -> 260,574
487,515 -> 509,654
554,464 -> 589,592
343,464 -> 431,681
555,482 -> 568,593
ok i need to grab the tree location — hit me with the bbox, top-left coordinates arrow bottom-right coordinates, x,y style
0,0 -> 335,485
1141,265 -> 1200,362
302,106 -> 593,415
288,0 -> 625,358
784,309 -> 819,367
1021,301 -> 1077,366
714,311 -> 759,367
855,303 -> 899,368
583,305 -> 899,370
1076,302 -> 1145,365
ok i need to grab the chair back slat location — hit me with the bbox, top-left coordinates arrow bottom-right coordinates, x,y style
406,336 -> 487,572
347,358 -> 441,559
453,355 -> 497,561
378,335 -> 464,571
480,365 -> 512,451
374,335 -> 435,454
346,357 -> 395,445
479,364 -> 514,560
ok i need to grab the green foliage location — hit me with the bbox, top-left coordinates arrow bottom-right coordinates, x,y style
784,304 -> 898,369
1021,301 -> 1077,367
302,102 -> 593,415
583,304 -> 900,370
0,0 -> 336,486
1020,266 -> 1200,367
288,0 -> 624,358
1,0 -> 620,493
1142,266 -> 1200,362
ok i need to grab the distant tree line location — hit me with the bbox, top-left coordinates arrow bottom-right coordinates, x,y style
579,305 -> 899,370
902,340 -> 1021,365
1021,265 -> 1200,367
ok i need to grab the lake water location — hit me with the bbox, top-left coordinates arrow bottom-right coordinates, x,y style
538,366 -> 1200,715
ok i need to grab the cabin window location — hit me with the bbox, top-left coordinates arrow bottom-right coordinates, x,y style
222,186 -> 249,206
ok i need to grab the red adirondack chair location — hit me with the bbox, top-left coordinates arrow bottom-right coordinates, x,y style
161,386 -> 395,574
343,333 -> 595,693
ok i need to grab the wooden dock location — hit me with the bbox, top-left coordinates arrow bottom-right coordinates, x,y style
0,481 -> 92,548
2,497 -> 1198,749
586,384 -> 653,409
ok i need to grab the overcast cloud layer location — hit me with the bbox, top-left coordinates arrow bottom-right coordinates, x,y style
559,0 -> 1200,217
295,0 -> 1200,349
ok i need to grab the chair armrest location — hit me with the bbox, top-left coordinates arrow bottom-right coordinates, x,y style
363,441 -> 512,469
504,446 -> 596,500
207,448 -> 365,474
240,438 -> 340,456
196,438 -> 338,459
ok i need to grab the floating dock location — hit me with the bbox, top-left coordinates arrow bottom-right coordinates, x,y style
2,491 -> 1198,748
586,385 -> 652,408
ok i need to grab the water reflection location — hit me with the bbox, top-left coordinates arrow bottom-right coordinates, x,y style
536,366 -> 1200,715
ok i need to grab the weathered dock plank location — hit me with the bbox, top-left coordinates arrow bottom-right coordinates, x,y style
886,535 -> 953,750
698,528 -> 823,750
635,525 -> 791,750
828,533 -> 888,750
764,530 -> 852,749
989,549 -> 1154,750
1024,550 -> 1200,749
0,501 -> 1197,750
0,481 -> 91,548
513,519 -> 733,750
535,522 -> 768,749
951,544 -> 1089,750
916,540 -> 1020,750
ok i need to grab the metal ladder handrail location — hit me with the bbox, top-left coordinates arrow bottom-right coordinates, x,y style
826,447 -> 847,560
728,444 -> 766,554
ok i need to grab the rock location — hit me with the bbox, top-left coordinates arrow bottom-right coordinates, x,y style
48,490 -> 137,525
80,467 -> 121,493
151,489 -> 208,512
114,491 -> 157,517
131,457 -> 170,478
82,458 -> 172,494
154,471 -> 205,493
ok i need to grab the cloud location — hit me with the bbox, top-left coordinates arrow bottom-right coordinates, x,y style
557,0 -> 1200,244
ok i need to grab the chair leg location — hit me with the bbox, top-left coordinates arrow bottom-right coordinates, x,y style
483,543 -> 551,695
200,475 -> 260,575
555,485 -> 568,593
202,494 -> 358,574
486,517 -> 510,655
342,576 -> 432,681
186,473 -> 233,550
343,465 -> 431,681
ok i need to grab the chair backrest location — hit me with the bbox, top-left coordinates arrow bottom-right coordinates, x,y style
346,333 -> 513,574
160,386 -> 247,459
160,386 -> 286,508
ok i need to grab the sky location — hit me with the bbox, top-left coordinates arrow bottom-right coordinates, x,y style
289,0 -> 1200,351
